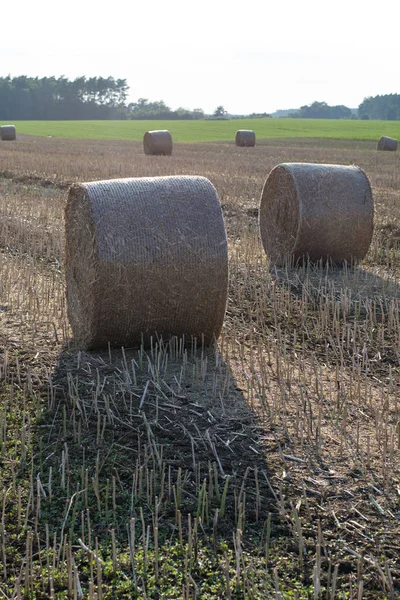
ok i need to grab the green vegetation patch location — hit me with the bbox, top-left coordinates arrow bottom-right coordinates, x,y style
4,118 -> 400,143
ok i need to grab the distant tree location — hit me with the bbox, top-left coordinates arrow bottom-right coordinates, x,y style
192,108 -> 205,120
128,98 -> 172,119
213,105 -> 227,117
386,105 -> 399,120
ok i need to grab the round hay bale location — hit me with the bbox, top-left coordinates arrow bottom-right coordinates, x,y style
259,163 -> 374,266
235,130 -> 256,147
65,176 -> 228,349
1,125 -> 16,141
143,130 -> 173,155
377,136 -> 397,151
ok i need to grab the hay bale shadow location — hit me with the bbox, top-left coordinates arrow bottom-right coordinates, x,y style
269,261 -> 400,377
270,262 -> 400,310
38,340 -> 280,544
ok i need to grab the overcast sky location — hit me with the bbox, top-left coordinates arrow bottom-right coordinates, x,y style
2,0 -> 398,115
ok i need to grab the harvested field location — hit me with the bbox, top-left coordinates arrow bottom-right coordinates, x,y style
0,136 -> 400,598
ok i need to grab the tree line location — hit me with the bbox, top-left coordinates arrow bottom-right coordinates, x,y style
0,76 -> 206,120
286,96 -> 400,120
291,101 -> 353,119
127,98 -> 204,120
358,94 -> 400,120
0,75 -> 399,120
0,76 -> 130,120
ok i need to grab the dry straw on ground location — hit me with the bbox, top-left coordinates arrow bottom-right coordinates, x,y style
143,130 -> 173,155
259,162 -> 374,266
377,135 -> 397,151
235,130 -> 256,147
1,125 -> 16,141
65,175 -> 228,349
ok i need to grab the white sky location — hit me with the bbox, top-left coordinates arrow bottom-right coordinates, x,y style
2,0 -> 399,114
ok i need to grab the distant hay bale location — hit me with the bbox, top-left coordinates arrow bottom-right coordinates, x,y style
377,136 -> 397,151
259,163 -> 374,266
235,130 -> 256,147
65,176 -> 228,349
1,125 -> 16,141
143,130 -> 173,155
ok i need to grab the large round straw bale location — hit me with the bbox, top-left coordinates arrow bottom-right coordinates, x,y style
65,176 -> 228,349
377,136 -> 397,151
143,130 -> 173,155
0,125 -> 16,141
235,130 -> 256,147
259,163 -> 374,266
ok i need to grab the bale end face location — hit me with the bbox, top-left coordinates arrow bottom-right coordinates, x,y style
259,163 -> 374,267
65,185 -> 99,349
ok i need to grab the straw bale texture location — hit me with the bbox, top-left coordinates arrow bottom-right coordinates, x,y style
65,176 -> 228,349
143,130 -> 173,155
0,125 -> 16,141
235,130 -> 256,147
377,136 -> 397,151
259,163 -> 374,266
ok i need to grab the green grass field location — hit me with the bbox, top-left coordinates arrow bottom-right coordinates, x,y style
3,118 -> 400,143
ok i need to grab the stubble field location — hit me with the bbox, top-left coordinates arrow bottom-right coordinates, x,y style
0,135 -> 400,598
